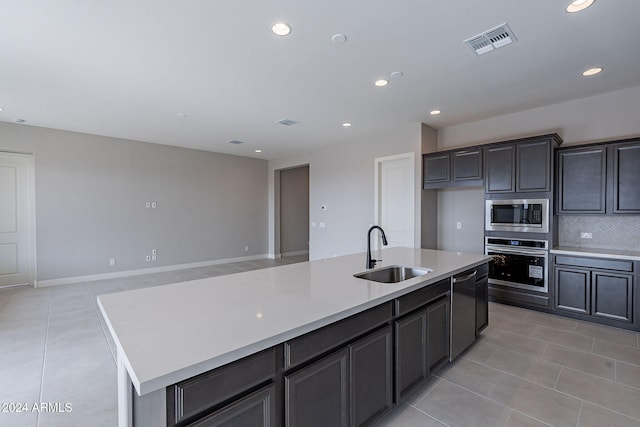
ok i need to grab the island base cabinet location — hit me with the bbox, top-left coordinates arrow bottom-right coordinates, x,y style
285,348 -> 349,427
394,310 -> 427,402
350,327 -> 393,426
284,326 -> 393,427
186,385 -> 276,427
394,295 -> 451,402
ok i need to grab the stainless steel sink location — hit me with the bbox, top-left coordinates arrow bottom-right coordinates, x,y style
354,265 -> 433,284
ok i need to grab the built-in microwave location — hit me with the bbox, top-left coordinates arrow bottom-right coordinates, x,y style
485,198 -> 549,233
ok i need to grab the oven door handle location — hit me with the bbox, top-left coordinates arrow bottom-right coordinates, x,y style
485,246 -> 548,257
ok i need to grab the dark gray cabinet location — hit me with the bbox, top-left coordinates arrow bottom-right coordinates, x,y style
517,139 -> 552,192
485,144 -> 515,193
423,148 -> 482,189
394,279 -> 451,401
285,348 -> 349,427
350,326 -> 393,426
285,326 -> 393,427
612,140 -> 640,213
486,137 -> 556,194
187,385 -> 276,427
556,138 -> 640,215
554,255 -> 634,326
556,146 -> 606,214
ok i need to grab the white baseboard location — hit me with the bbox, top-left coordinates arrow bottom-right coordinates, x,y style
36,254 -> 270,288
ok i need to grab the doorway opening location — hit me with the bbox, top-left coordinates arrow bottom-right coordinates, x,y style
275,165 -> 309,260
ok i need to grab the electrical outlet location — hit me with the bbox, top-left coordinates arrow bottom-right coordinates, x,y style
456,221 -> 462,230
109,258 -> 116,266
151,202 -> 157,208
145,202 -> 151,208
244,246 -> 249,251
580,232 -> 593,239
145,255 -> 151,262
152,249 -> 157,255
151,255 -> 157,261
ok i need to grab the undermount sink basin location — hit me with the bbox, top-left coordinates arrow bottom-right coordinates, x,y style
354,265 -> 433,284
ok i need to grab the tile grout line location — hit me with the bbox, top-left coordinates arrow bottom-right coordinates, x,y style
575,400 -> 584,427
36,295 -> 53,427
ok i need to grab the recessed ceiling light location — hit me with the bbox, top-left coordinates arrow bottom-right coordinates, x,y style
430,110 -> 441,115
582,67 -> 603,76
566,0 -> 595,13
342,122 -> 352,127
0,107 -> 4,111
255,149 -> 262,153
374,79 -> 389,87
390,71 -> 403,79
271,22 -> 291,36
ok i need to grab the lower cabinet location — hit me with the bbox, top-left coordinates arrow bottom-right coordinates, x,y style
395,295 -> 450,401
187,385 -> 276,427
285,326 -> 393,427
554,255 -> 634,326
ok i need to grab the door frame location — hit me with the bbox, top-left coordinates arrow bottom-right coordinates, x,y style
374,152 -> 416,249
0,150 -> 37,287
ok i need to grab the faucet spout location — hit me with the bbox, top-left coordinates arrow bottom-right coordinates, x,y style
366,225 -> 388,269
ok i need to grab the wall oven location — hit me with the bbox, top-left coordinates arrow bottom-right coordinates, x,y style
485,199 -> 549,234
485,237 -> 548,293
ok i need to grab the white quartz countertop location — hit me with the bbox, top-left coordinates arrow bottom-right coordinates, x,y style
97,247 -> 491,396
551,246 -> 640,261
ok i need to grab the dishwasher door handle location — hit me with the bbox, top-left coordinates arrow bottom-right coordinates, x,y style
452,270 -> 477,283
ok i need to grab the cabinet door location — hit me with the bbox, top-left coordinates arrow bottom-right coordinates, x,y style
592,272 -> 633,323
557,147 -> 606,214
285,348 -> 349,427
475,275 -> 489,336
423,153 -> 450,187
554,267 -> 590,314
394,309 -> 427,401
426,297 -> 450,373
188,385 -> 276,427
485,144 -> 515,193
612,141 -> 640,213
350,326 -> 393,426
517,139 -> 551,192
452,149 -> 482,182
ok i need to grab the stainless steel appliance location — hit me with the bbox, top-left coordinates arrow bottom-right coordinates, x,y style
485,198 -> 549,233
485,237 -> 548,293
451,268 -> 478,360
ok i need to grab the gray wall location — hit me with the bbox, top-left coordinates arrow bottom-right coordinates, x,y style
0,122 -> 268,282
437,188 -> 485,254
268,123 -> 422,260
279,165 -> 309,255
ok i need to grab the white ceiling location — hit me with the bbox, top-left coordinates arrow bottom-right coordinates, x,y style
2,1 -> 640,159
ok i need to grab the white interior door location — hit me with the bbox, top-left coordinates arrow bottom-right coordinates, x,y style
375,153 -> 415,248
0,152 -> 34,287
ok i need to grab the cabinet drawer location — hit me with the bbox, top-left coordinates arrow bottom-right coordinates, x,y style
168,347 -> 278,425
395,278 -> 450,317
554,255 -> 633,272
285,302 -> 393,370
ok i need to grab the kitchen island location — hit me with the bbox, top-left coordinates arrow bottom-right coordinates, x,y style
98,247 -> 491,426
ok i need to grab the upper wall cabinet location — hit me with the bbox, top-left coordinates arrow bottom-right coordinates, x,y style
557,146 -> 607,214
556,138 -> 640,215
612,140 -> 640,213
485,135 -> 559,194
423,148 -> 482,189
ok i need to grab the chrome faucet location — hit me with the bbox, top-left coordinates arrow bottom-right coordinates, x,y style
366,225 -> 388,269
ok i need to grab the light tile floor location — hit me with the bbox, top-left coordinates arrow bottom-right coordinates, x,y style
2,260 -> 640,427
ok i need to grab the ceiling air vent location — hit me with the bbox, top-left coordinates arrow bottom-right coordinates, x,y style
228,140 -> 244,144
464,23 -> 516,55
277,118 -> 299,126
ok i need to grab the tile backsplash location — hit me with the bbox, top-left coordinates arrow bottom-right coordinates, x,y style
558,216 -> 640,251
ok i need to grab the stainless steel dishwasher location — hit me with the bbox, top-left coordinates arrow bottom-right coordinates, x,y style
451,268 -> 477,360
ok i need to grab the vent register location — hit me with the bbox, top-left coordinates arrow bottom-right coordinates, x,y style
464,23 -> 517,55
